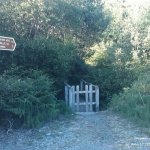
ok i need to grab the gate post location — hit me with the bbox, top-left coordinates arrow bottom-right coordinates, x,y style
96,86 -> 99,112
72,86 -> 75,111
76,85 -> 80,112
85,85 -> 89,112
89,85 -> 93,112
69,87 -> 73,109
65,86 -> 68,105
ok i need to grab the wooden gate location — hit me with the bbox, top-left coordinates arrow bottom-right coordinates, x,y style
65,80 -> 99,112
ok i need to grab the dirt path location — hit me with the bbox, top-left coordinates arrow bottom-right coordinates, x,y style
0,111 -> 150,150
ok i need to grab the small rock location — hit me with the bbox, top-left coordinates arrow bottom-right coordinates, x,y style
46,133 -> 51,136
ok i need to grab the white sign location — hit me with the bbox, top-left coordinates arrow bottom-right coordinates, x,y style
0,36 -> 16,51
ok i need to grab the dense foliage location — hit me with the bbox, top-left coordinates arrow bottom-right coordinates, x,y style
110,69 -> 150,127
0,0 -> 108,127
0,0 -> 149,128
109,1 -> 150,128
0,69 -> 60,127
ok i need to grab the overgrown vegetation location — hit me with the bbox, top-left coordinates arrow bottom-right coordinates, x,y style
110,69 -> 150,127
0,68 -> 69,127
0,0 -> 108,127
106,1 -> 150,128
0,0 -> 149,128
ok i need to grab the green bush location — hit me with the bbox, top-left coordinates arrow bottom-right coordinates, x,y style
89,62 -> 136,108
0,69 -> 62,127
109,70 -> 150,127
0,36 -> 81,96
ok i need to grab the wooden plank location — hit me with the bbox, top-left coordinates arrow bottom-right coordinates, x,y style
69,87 -> 73,110
64,82 -> 71,88
76,112 -> 98,115
65,86 -> 68,105
85,85 -> 89,112
74,91 -> 96,94
96,86 -> 99,112
89,85 -> 93,112
76,85 -> 80,112
74,102 -> 96,105
72,86 -> 75,111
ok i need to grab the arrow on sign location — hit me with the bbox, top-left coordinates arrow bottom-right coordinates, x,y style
0,36 -> 16,51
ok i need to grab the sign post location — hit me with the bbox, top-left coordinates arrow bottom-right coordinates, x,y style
0,36 -> 16,51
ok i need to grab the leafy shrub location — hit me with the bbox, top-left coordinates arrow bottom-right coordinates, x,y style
109,70 -> 150,127
0,69 -> 61,127
89,61 -> 136,108
0,36 -> 80,95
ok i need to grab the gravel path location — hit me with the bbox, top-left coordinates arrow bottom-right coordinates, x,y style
0,111 -> 150,150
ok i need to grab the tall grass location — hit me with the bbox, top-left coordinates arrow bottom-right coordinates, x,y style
109,71 -> 150,127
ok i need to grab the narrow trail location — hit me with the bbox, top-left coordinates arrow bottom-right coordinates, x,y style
0,111 -> 150,150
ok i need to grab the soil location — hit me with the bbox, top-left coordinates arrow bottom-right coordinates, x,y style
0,111 -> 150,150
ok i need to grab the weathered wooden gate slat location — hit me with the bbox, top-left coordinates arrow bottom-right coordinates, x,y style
96,86 -> 99,112
74,91 -> 96,94
89,85 -> 93,112
85,85 -> 89,112
76,85 -> 79,112
74,102 -> 97,105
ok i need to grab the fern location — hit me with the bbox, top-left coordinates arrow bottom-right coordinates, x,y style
0,69 -> 61,127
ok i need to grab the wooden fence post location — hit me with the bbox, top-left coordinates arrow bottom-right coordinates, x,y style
85,85 -> 89,112
96,86 -> 99,112
69,87 -> 73,109
65,86 -> 68,105
89,85 -> 93,112
76,85 -> 80,112
72,86 -> 75,111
